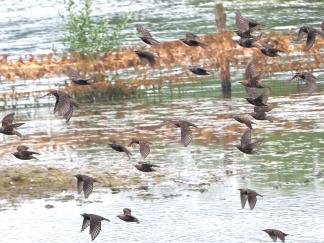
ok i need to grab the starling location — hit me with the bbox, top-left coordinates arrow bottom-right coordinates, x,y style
75,174 -> 97,198
117,208 -> 140,223
263,229 -> 288,242
0,113 -> 24,137
233,115 -> 255,129
135,50 -> 156,66
42,90 -> 79,123
238,188 -> 263,210
135,24 -> 160,46
258,43 -> 284,57
235,128 -> 263,154
180,33 -> 208,49
164,119 -> 197,147
290,71 -> 317,94
241,60 -> 264,88
250,111 -> 274,122
81,213 -> 110,241
128,138 -> 151,159
254,104 -> 274,113
236,35 -> 261,48
109,141 -> 132,159
12,145 -> 40,160
298,21 -> 324,51
189,66 -> 210,75
64,67 -> 94,85
245,87 -> 270,106
134,162 -> 159,172
235,11 -> 260,38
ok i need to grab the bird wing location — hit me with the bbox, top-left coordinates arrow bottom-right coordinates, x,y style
244,60 -> 257,81
81,218 -> 90,232
261,87 -> 270,105
185,33 -> 199,40
241,128 -> 252,147
180,124 -> 193,147
83,179 -> 94,199
245,87 -> 259,98
135,24 -> 152,37
235,11 -> 249,32
54,92 -> 77,122
77,179 -> 83,194
17,145 -> 29,151
297,27 -> 306,40
277,231 -> 287,242
139,140 -> 150,159
2,113 -> 15,127
240,190 -> 248,208
248,193 -> 257,210
65,68 -> 84,81
89,216 -> 102,241
305,31 -> 317,51
268,233 -> 278,242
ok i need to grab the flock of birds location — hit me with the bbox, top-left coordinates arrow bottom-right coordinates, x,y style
1,10 -> 323,242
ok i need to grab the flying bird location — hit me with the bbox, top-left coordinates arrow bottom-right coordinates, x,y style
135,50 -> 156,66
135,24 -> 160,46
235,128 -> 263,154
12,145 -> 40,160
298,21 -> 324,51
254,104 -> 274,113
75,174 -> 97,198
128,138 -> 151,159
249,111 -> 274,122
109,141 -> 132,159
42,90 -> 79,123
81,213 -> 109,241
241,60 -> 264,88
258,43 -> 284,57
117,208 -> 140,223
64,67 -> 94,85
263,229 -> 288,242
233,115 -> 255,129
290,71 -> 317,94
0,113 -> 24,137
238,188 -> 263,210
235,11 -> 260,38
189,66 -> 210,75
164,119 -> 197,147
236,35 -> 261,48
180,33 -> 208,49
245,86 -> 270,106
134,162 -> 159,172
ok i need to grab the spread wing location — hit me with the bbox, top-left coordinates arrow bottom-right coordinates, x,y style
244,60 -> 257,80
245,87 -> 259,98
240,190 -> 248,208
139,140 -> 150,159
180,124 -> 193,147
81,218 -> 90,232
77,178 -> 83,194
240,128 -> 252,147
89,216 -> 102,241
297,27 -> 306,40
248,193 -> 257,209
305,31 -> 316,50
54,92 -> 77,122
2,113 -> 15,127
135,24 -> 152,37
83,179 -> 94,199
235,11 -> 249,32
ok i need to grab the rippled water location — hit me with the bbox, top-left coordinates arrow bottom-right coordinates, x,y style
0,0 -> 324,242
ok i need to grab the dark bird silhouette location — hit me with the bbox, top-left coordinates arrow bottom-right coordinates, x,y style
245,86 -> 270,106
164,119 -> 197,147
250,111 -> 274,122
135,24 -> 160,46
258,43 -> 284,57
189,66 -> 210,75
0,113 -> 24,137
298,21 -> 324,51
235,11 -> 260,38
241,60 -> 264,88
254,104 -> 274,113
134,162 -> 159,172
180,33 -> 208,49
235,128 -> 263,154
64,67 -> 93,85
12,145 -> 40,160
236,35 -> 261,48
135,50 -> 156,66
109,141 -> 132,159
263,229 -> 288,242
238,188 -> 263,210
117,208 -> 140,223
75,174 -> 97,198
81,213 -> 109,241
42,90 -> 79,123
290,71 -> 317,94
128,138 -> 151,159
233,115 -> 255,129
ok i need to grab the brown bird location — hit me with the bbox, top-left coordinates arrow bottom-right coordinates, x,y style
81,213 -> 110,241
235,11 -> 260,38
189,66 -> 210,75
75,174 -> 97,198
250,111 -> 274,122
12,145 -> 40,160
128,138 -> 151,159
164,119 -> 197,147
135,50 -> 156,66
238,188 -> 263,210
236,35 -> 261,48
290,71 -> 317,94
258,43 -> 284,57
134,162 -> 159,172
241,60 -> 264,88
180,33 -> 208,49
64,67 -> 94,85
263,229 -> 288,242
135,24 -> 160,46
109,141 -> 132,159
245,86 -> 270,106
235,128 -> 263,154
42,90 -> 79,123
298,21 -> 324,51
117,208 -> 139,223
233,115 -> 255,129
0,113 -> 24,137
